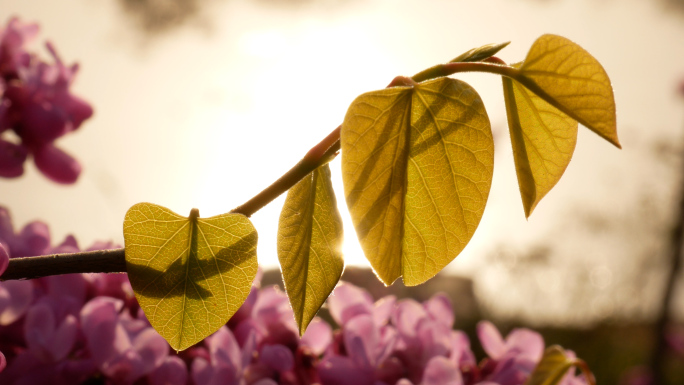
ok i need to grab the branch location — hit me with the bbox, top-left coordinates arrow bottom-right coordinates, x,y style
230,126 -> 341,217
1,248 -> 127,280
1,59 -> 512,281
2,128 -> 342,281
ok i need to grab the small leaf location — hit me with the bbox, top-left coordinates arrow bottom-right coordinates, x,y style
124,202 -> 258,351
525,345 -> 579,385
517,34 -> 619,148
277,164 -> 344,335
450,41 -> 510,63
341,77 -> 494,286
503,67 -> 578,217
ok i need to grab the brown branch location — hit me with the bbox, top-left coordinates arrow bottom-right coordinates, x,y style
230,126 -> 341,217
2,130 -> 342,281
1,248 -> 127,280
1,59 -> 509,282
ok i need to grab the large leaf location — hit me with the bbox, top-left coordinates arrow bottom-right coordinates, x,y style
525,345 -> 583,385
341,77 -> 494,286
123,202 -> 258,351
503,70 -> 578,217
277,164 -> 344,335
516,34 -> 619,148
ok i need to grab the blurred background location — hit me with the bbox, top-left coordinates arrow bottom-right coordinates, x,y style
2,0 -> 684,382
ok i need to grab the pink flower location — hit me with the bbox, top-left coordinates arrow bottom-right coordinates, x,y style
192,326 -> 244,385
0,138 -> 27,178
148,356 -> 188,385
233,285 -> 299,349
0,280 -> 33,325
0,243 -> 8,277
80,297 -> 168,384
476,321 -> 544,385
0,17 -> 92,183
32,143 -> 82,184
0,17 -> 39,78
391,296 -> 465,383
24,302 -> 78,363
319,284 -> 404,385
0,208 -> 590,385
421,356 -> 464,385
477,321 -> 544,363
328,282 -> 375,325
300,317 -> 333,356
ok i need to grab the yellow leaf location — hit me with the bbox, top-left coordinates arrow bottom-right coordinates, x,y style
123,202 -> 257,351
503,73 -> 578,217
449,41 -> 510,63
341,77 -> 493,286
525,346 -> 579,385
517,34 -> 619,148
277,164 -> 344,335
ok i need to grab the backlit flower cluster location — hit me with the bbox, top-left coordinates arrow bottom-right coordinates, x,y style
0,17 -> 92,183
0,206 -> 588,385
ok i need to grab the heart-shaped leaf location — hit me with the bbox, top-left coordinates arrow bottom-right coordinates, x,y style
516,34 -> 619,148
525,345 -> 589,385
341,77 -> 494,286
503,67 -> 578,217
277,164 -> 344,335
123,202 -> 258,351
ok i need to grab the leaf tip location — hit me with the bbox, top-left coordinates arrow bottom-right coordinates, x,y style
612,138 -> 622,149
522,196 -> 533,218
597,129 -> 621,149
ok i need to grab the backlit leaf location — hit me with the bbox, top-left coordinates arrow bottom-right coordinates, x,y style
525,345 -> 579,385
341,77 -> 493,286
277,164 -> 344,335
516,34 -> 619,148
123,202 -> 257,351
503,68 -> 578,217
450,41 -> 510,63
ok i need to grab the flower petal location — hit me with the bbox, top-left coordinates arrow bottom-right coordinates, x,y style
259,344 -> 293,372
421,356 -> 463,385
0,280 -> 33,325
423,293 -> 453,329
301,317 -> 332,356
148,356 -> 187,385
328,282 -> 374,325
0,243 -> 8,277
505,328 -> 544,363
0,139 -> 27,178
477,321 -> 506,360
32,143 -> 81,184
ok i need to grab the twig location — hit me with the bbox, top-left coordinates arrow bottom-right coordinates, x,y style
1,59 -> 512,281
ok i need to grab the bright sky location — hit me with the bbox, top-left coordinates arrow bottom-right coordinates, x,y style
3,0 -> 684,323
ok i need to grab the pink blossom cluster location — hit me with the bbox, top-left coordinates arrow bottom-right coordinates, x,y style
0,17 -> 93,183
0,206 -> 587,385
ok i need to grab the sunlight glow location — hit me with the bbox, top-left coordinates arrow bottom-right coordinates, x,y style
194,20 -> 388,268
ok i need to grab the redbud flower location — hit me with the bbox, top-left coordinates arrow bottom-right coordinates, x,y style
0,206 -> 591,385
0,17 -> 92,183
0,243 -> 8,277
